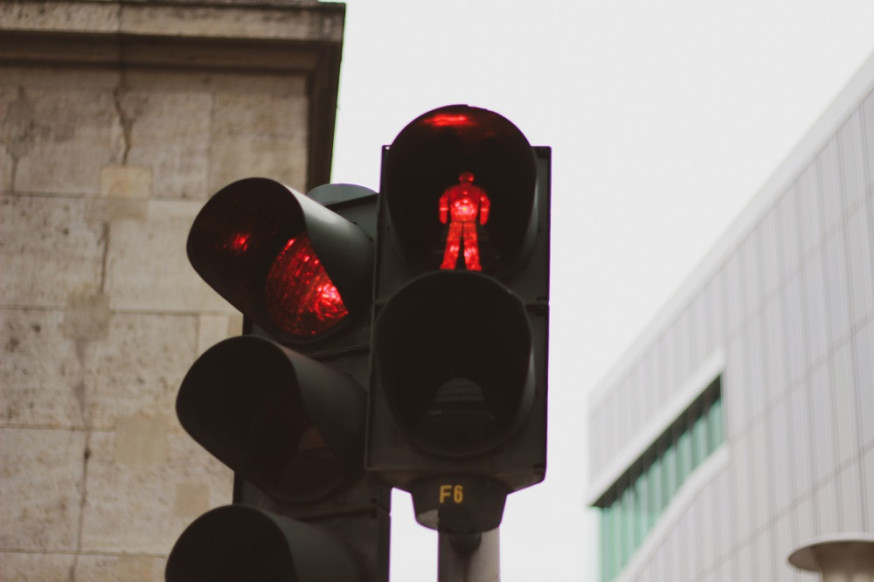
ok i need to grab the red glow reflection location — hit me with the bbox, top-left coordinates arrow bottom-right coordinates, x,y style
265,234 -> 348,337
228,232 -> 251,253
424,113 -> 473,128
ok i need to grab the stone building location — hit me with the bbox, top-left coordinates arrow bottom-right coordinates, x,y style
0,1 -> 345,579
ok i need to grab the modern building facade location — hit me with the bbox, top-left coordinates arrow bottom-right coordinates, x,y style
0,2 -> 344,580
587,52 -> 874,581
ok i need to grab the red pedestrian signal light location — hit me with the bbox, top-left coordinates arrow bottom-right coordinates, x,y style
380,105 -> 538,279
438,171 -> 491,271
369,105 -> 550,534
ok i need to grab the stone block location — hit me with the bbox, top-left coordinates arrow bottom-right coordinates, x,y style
75,554 -> 166,582
100,165 -> 152,199
0,195 -> 105,309
1,65 -> 120,93
94,165 -> 151,224
0,87 -> 16,192
206,72 -> 308,191
0,552 -> 75,582
1,309 -> 89,429
85,311 -> 198,429
80,422 -> 232,554
212,83 -> 307,138
0,427 -> 87,551
62,291 -> 111,342
206,68 -> 308,95
196,313 -> 241,356
208,133 -> 307,193
1,308 -> 199,431
173,481 -> 211,519
116,84 -> 211,200
114,414 -> 169,471
104,199 -> 234,313
10,83 -> 119,195
0,147 -> 11,192
88,195 -> 151,223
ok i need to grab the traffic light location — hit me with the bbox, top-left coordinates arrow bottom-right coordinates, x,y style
167,179 -> 389,582
367,105 -> 550,534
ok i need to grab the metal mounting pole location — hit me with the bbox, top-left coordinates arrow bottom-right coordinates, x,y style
438,528 -> 500,582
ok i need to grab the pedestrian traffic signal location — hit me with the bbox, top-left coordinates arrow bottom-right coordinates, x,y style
368,105 -> 550,534
168,179 -> 388,582
184,178 -> 373,348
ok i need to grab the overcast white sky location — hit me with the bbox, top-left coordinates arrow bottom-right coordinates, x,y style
329,2 -> 874,580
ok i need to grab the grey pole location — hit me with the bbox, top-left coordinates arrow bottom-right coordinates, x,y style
788,533 -> 874,582
438,528 -> 500,582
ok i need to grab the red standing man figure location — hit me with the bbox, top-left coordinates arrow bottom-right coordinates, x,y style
439,171 -> 491,271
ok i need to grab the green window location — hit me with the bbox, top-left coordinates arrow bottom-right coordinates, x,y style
676,425 -> 692,485
707,397 -> 723,454
646,455 -> 661,530
633,468 -> 647,549
661,440 -> 677,505
596,376 -> 723,582
620,486 -> 634,566
692,406 -> 709,467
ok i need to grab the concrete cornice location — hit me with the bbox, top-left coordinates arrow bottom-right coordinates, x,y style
0,0 -> 346,189
0,1 -> 344,44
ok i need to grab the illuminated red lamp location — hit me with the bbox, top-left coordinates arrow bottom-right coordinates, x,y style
187,178 -> 372,346
381,104 -> 537,276
265,234 -> 349,338
424,113 -> 474,128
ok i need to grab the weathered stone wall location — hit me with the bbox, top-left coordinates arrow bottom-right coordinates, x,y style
0,2 -> 343,580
